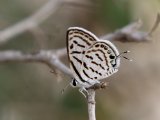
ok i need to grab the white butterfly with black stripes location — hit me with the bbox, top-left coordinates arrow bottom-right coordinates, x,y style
66,27 -> 130,97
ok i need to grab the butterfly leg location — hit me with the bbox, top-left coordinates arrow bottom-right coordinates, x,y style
79,87 -> 88,98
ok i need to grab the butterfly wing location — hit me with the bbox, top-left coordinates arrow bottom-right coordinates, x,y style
67,27 -> 98,83
80,40 -> 120,82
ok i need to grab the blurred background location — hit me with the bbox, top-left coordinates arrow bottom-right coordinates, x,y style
0,0 -> 160,120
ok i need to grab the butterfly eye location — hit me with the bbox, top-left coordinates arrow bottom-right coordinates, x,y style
109,55 -> 115,59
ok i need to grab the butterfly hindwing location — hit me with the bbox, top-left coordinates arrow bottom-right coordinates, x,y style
80,40 -> 119,81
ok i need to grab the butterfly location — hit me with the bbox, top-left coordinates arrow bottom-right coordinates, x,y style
66,27 -> 130,97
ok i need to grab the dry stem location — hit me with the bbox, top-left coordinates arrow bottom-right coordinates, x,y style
87,89 -> 96,120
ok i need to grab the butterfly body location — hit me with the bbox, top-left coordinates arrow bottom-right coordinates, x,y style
67,27 -> 120,96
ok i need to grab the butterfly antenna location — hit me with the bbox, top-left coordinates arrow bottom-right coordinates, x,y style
122,56 -> 132,61
118,50 -> 130,56
116,51 -> 132,61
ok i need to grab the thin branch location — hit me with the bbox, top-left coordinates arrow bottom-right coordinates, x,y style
0,50 -> 72,76
0,0 -> 62,45
100,19 -> 150,42
87,89 -> 96,120
100,14 -> 160,42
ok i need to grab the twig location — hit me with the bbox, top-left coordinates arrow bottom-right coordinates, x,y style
0,50 -> 72,76
0,0 -> 62,45
87,82 -> 109,120
100,19 -> 150,42
87,89 -> 96,120
100,15 -> 160,42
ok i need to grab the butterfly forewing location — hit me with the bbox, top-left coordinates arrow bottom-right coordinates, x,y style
80,41 -> 119,81
67,27 -> 98,82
